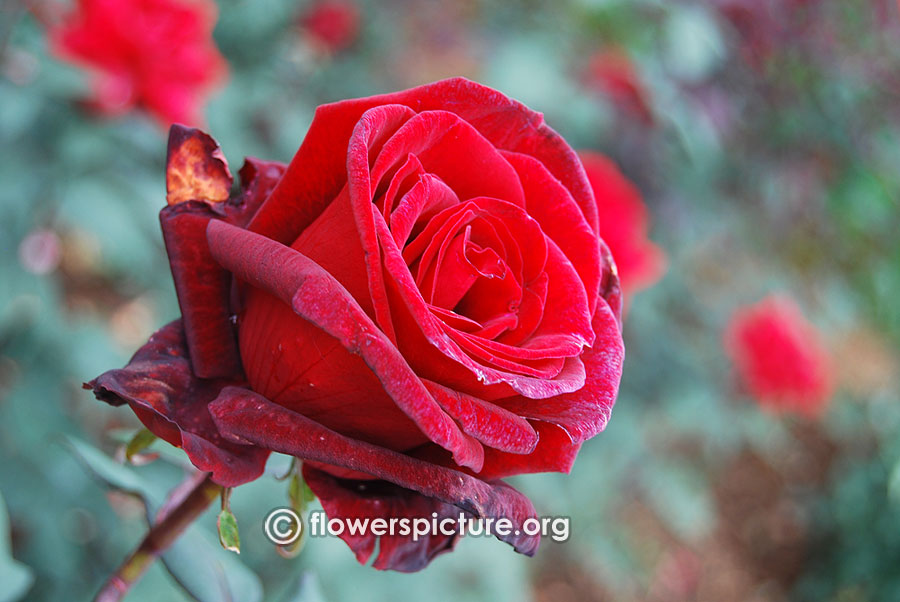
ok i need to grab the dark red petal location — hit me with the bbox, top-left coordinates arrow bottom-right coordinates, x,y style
206,219 -> 484,471
477,421 -> 582,480
378,152 -> 425,219
165,125 -> 232,206
85,320 -> 269,487
239,285 -> 433,452
599,240 -> 624,328
413,421 -> 581,481
376,79 -> 597,230
423,379 -> 538,454
159,201 -> 242,379
496,300 -> 625,442
208,387 -> 540,557
226,157 -> 287,228
302,465 -> 460,572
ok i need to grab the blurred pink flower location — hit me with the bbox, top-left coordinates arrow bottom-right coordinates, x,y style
579,151 -> 666,298
724,295 -> 834,417
300,0 -> 360,54
48,0 -> 227,127
585,49 -> 654,125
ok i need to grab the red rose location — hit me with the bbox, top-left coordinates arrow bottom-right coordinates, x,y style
300,0 -> 361,54
48,0 -> 227,127
88,78 -> 625,571
724,295 -> 833,417
579,151 -> 666,299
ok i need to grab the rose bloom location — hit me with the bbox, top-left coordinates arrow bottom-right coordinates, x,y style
48,0 -> 227,127
579,151 -> 666,299
300,0 -> 360,54
88,78 -> 625,571
724,295 -> 833,417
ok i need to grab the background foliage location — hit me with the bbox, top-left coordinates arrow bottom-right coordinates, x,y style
2,0 -> 899,600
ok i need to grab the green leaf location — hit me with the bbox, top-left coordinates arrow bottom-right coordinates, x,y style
63,436 -> 159,506
217,508 -> 241,554
125,429 -> 158,463
289,471 -> 316,510
64,437 -> 262,602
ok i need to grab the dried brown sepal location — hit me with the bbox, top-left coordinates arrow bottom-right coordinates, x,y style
165,125 -> 233,206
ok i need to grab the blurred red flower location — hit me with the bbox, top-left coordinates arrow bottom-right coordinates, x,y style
579,151 -> 666,298
300,0 -> 360,54
48,0 -> 227,127
585,49 -> 654,125
724,295 -> 833,417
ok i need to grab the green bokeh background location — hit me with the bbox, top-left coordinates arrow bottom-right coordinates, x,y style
2,1 -> 900,600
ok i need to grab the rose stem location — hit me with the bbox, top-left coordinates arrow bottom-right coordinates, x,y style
95,473 -> 222,602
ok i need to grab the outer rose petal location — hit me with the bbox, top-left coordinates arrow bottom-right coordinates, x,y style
206,219 -> 485,472
228,158 -> 287,228
413,421 -> 582,482
160,201 -> 242,379
303,465 -> 460,572
249,77 -> 598,246
423,380 -> 538,454
208,387 -> 540,559
85,320 -> 269,487
496,300 -> 625,443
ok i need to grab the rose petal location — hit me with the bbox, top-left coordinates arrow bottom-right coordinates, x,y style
423,379 -> 538,454
346,104 -> 419,341
159,201 -> 242,379
227,157 -> 287,228
478,421 -> 582,480
389,172 -> 458,247
165,125 -> 232,206
496,300 -> 625,442
238,284 -> 433,452
85,320 -> 268,487
206,219 -> 485,471
249,77 -> 596,244
414,421 -> 581,481
208,387 -> 540,557
367,110 -> 525,207
374,213 -> 588,399
303,465 -> 460,572
502,150 -> 602,316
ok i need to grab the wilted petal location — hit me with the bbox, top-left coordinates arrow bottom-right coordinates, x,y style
303,465 -> 460,572
165,125 -> 233,206
85,321 -> 268,487
208,387 -> 540,557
